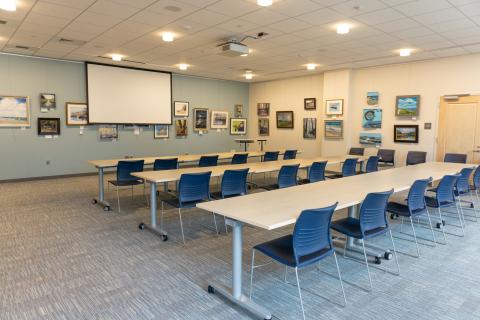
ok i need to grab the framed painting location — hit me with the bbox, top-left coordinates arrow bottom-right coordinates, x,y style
66,102 -> 88,126
234,104 -> 243,117
304,98 -> 316,110
175,119 -> 188,137
276,111 -> 294,129
0,95 -> 30,127
257,103 -> 270,117
230,118 -> 247,135
99,125 -> 118,141
193,108 -> 208,131
210,110 -> 228,129
395,95 -> 420,117
258,118 -> 269,136
174,101 -> 189,117
154,124 -> 169,139
324,120 -> 343,139
325,99 -> 343,116
40,93 -> 56,111
360,132 -> 382,145
303,118 -> 316,139
367,92 -> 379,106
394,125 -> 419,143
38,118 -> 60,136
362,108 -> 382,129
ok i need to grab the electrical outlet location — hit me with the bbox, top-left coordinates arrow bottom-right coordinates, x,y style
46,160 -> 50,165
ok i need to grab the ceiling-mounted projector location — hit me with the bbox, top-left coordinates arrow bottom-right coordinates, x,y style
217,32 -> 268,57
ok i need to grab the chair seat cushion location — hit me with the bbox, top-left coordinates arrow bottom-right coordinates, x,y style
109,179 -> 143,187
162,197 -> 206,209
331,217 -> 388,239
254,235 -> 333,268
387,202 -> 427,217
424,196 -> 454,208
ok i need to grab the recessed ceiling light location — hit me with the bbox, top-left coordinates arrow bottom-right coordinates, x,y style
245,73 -> 253,80
178,63 -> 188,70
111,54 -> 122,61
306,64 -> 316,70
399,48 -> 412,57
0,0 -> 16,11
162,32 -> 174,42
336,23 -> 350,35
257,0 -> 272,7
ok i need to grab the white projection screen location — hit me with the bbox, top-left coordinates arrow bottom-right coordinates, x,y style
86,63 -> 172,124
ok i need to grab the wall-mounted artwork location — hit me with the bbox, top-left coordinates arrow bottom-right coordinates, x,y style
325,99 -> 344,115
40,93 -> 56,112
303,118 -> 316,139
99,125 -> 118,141
154,124 -> 169,139
38,118 -> 60,136
258,118 -> 269,136
362,108 -> 382,128
367,92 -> 379,106
324,120 -> 343,139
234,104 -> 243,117
394,125 -> 419,143
66,102 -> 88,126
257,103 -> 270,117
276,111 -> 294,128
193,108 -> 208,131
0,95 -> 30,127
210,110 -> 228,129
395,95 -> 420,117
174,101 -> 189,117
304,98 -> 316,110
230,118 -> 247,135
175,119 -> 188,137
359,132 -> 382,145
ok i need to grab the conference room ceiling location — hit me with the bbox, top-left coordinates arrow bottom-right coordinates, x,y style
1,0 -> 480,82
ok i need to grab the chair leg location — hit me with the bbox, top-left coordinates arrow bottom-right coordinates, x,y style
437,207 -> 447,243
294,267 -> 306,320
425,208 -> 437,246
160,201 -> 164,229
333,252 -> 347,306
361,240 -> 373,291
212,212 -> 219,235
400,216 -> 404,233
178,208 -> 186,245
284,266 -> 288,283
454,198 -> 465,236
409,216 -> 420,258
343,237 -> 347,258
116,186 -> 121,213
249,250 -> 255,299
389,230 -> 400,275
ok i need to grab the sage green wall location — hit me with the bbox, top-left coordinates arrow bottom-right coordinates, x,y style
0,54 -> 249,180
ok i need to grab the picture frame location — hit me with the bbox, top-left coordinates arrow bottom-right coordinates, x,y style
40,93 -> 56,111
175,119 -> 188,137
257,103 -> 270,117
66,102 -> 88,126
304,98 -> 316,110
394,125 -> 419,143
234,104 -> 243,117
362,108 -> 382,129
324,120 -> 343,139
193,108 -> 208,131
38,117 -> 60,136
99,125 -> 118,141
0,95 -> 30,127
360,132 -> 382,145
230,118 -> 247,135
367,92 -> 379,106
276,111 -> 294,129
325,99 -> 344,116
303,118 -> 316,139
174,101 -> 189,117
258,118 -> 269,136
395,95 -> 420,117
210,110 -> 228,129
154,124 -> 169,139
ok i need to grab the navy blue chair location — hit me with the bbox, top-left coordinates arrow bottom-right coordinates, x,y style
471,166 -> 480,208
283,149 -> 297,160
406,151 -> 427,166
263,151 -> 279,162
377,149 -> 395,167
250,203 -> 346,319
161,172 -> 216,244
326,158 -> 358,179
299,161 -> 327,184
231,153 -> 248,164
199,155 -> 219,167
108,160 -> 146,212
454,167 -> 477,222
444,153 -> 467,164
364,156 -> 379,173
349,147 -> 365,156
262,164 -> 299,190
153,158 -> 178,171
386,178 -> 435,257
331,190 -> 398,290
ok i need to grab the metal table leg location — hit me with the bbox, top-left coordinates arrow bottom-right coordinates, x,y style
139,182 -> 168,241
92,167 -> 111,211
208,219 -> 272,320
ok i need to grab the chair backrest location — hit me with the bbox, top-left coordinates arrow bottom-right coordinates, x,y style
406,151 -> 427,166
221,168 -> 249,198
231,153 -> 248,165
349,147 -> 365,156
178,172 -> 211,204
435,174 -> 460,204
308,161 -> 327,183
365,156 -> 380,173
283,150 -> 297,160
377,149 -> 395,164
444,153 -> 467,164
342,158 -> 358,177
263,151 -> 280,162
153,158 -> 178,171
199,155 -> 219,167
278,164 -> 300,188
456,167 -> 474,194
292,203 -> 338,265
407,178 -> 431,213
359,190 -> 393,235
117,160 -> 144,181
473,166 -> 480,190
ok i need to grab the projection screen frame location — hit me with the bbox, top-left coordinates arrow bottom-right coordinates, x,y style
85,62 -> 173,125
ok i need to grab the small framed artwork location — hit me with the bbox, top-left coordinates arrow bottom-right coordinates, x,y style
234,104 -> 243,117
211,110 -> 228,129
360,132 -> 382,145
362,108 -> 382,128
394,125 -> 419,143
324,120 -> 343,139
99,125 -> 118,141
424,122 -> 432,130
325,99 -> 344,115
303,118 -> 316,139
40,93 -> 56,111
175,119 -> 188,137
257,103 -> 270,117
193,108 -> 208,131
276,111 -> 294,129
0,95 -> 30,127
154,124 -> 169,139
367,92 -> 379,106
258,118 -> 269,136
66,102 -> 88,126
38,118 -> 60,136
304,98 -> 316,110
174,101 -> 189,117
395,95 -> 420,117
230,118 -> 247,135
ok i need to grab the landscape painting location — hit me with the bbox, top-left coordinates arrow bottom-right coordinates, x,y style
99,125 -> 118,141
396,95 -> 420,117
0,95 -> 30,127
210,111 -> 228,129
276,111 -> 294,128
324,120 -> 343,139
394,125 -> 419,143
193,108 -> 208,131
359,132 -> 382,145
367,92 -> 379,106
230,118 -> 247,135
362,108 -> 382,128
66,102 -> 88,125
38,118 -> 60,136
325,99 -> 343,115
154,124 -> 169,139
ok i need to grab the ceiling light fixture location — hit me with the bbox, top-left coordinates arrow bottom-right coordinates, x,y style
178,63 -> 188,70
162,32 -> 174,42
257,0 -> 272,7
245,70 -> 253,80
0,0 -> 16,11
306,64 -> 316,70
399,48 -> 412,57
336,23 -> 350,35
111,54 -> 122,61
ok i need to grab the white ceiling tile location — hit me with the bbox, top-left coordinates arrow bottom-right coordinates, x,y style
74,11 -> 123,28
216,18 -> 260,33
149,1 -> 200,17
331,0 -> 387,17
32,2 -> 83,20
410,7 -> 464,25
207,0 -> 259,17
458,2 -> 480,17
428,18 -> 476,33
41,0 -> 96,10
463,43 -> 480,53
128,11 -> 177,27
270,0 -> 326,17
268,18 -> 313,33
371,18 -> 421,32
433,46 -> 468,57
185,9 -> 232,26
88,0 -> 140,19
296,8 -> 346,26
240,9 -> 290,25
390,26 -> 434,39
394,0 -> 453,16
354,8 -> 405,25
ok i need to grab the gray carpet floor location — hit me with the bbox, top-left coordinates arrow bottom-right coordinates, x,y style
1,174 -> 480,320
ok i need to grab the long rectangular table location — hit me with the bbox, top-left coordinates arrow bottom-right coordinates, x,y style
196,162 -> 473,319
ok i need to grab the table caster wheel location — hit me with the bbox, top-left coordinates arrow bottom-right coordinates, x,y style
103,206 -> 111,212
471,203 -> 475,209
92,199 -> 98,204
162,234 -> 168,241
384,252 -> 393,260
139,223 -> 145,230
442,219 -> 446,226
390,213 -> 398,220
207,285 -> 215,294
374,256 -> 382,265
436,222 -> 442,229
